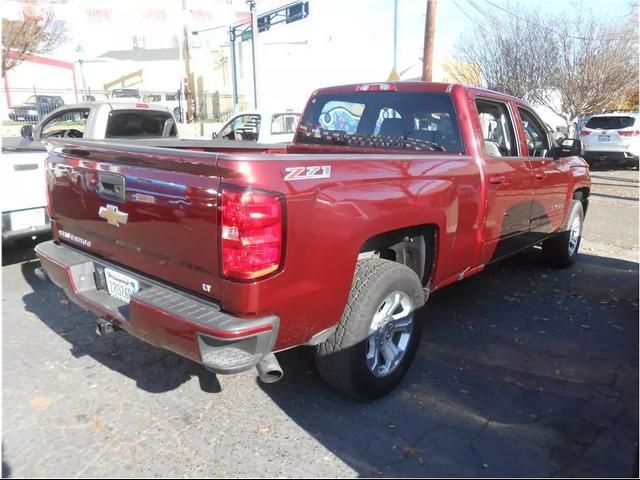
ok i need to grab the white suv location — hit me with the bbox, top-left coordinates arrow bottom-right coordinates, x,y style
580,112 -> 639,168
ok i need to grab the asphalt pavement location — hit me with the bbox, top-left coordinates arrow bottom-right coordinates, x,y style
2,169 -> 638,477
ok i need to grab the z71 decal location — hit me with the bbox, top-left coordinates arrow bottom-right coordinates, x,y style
284,166 -> 331,181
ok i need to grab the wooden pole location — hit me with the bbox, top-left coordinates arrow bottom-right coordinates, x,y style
422,0 -> 436,81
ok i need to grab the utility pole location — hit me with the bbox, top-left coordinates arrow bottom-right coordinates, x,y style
248,0 -> 259,109
387,0 -> 400,81
422,0 -> 436,81
229,27 -> 239,113
182,0 -> 194,122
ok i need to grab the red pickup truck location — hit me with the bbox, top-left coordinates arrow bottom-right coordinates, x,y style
36,82 -> 591,400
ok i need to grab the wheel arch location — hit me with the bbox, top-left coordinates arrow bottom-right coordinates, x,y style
358,224 -> 438,287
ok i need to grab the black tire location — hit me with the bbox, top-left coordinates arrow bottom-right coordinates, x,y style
315,258 -> 425,401
542,200 -> 584,268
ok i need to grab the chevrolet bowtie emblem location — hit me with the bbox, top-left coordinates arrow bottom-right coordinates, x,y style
98,204 -> 128,227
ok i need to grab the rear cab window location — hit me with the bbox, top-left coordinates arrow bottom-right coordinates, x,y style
297,92 -> 463,152
585,116 -> 636,130
106,110 -> 177,138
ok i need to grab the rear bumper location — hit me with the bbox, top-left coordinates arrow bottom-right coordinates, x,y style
2,210 -> 51,241
35,240 -> 279,374
583,150 -> 639,165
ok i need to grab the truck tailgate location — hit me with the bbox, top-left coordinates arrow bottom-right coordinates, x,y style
46,140 -> 222,300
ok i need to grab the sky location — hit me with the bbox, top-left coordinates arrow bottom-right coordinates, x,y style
1,0 -> 635,110
2,0 -> 634,63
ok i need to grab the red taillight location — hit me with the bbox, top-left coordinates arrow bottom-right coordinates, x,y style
580,130 -> 591,136
355,83 -> 398,92
619,130 -> 640,137
220,188 -> 283,280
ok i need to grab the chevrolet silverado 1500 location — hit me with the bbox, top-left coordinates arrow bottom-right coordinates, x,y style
36,82 -> 591,400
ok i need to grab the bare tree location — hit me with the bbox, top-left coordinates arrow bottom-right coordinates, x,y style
547,13 -> 639,125
449,2 -> 557,101
2,15 -> 66,77
450,1 -> 639,125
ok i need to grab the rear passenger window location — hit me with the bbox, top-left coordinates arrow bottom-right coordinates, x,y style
476,100 -> 518,157
517,107 -> 550,157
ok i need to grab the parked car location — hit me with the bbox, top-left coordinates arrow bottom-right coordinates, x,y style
2,102 -> 178,242
579,112 -> 640,168
7,95 -> 64,123
36,82 -> 590,400
143,92 -> 185,122
109,88 -> 142,103
212,109 -> 301,143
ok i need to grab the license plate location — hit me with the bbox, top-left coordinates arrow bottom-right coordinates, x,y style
104,268 -> 139,303
598,135 -> 610,142
10,208 -> 46,231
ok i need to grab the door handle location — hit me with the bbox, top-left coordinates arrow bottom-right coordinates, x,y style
535,172 -> 547,180
488,175 -> 506,185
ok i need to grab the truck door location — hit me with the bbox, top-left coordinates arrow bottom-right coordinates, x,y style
474,97 -> 536,263
515,106 -> 571,237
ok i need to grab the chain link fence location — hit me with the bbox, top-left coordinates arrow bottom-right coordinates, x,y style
2,87 -> 245,125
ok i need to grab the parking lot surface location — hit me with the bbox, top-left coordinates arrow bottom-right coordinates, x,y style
2,169 -> 638,477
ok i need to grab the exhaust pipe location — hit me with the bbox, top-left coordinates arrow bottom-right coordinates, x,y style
256,353 -> 283,384
34,266 -> 48,281
95,317 -> 116,336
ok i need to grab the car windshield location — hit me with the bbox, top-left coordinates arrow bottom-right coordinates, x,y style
585,116 -> 636,130
106,110 -> 177,138
23,96 -> 37,105
297,91 -> 463,152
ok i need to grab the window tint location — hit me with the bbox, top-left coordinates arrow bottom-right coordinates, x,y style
166,94 -> 177,101
271,113 -> 300,135
517,107 -> 549,156
219,114 -> 261,141
585,116 -> 636,130
41,109 -> 90,138
476,99 -> 518,157
298,92 -> 463,152
106,110 -> 177,138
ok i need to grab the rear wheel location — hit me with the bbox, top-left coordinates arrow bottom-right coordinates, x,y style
315,259 -> 425,401
542,200 -> 584,268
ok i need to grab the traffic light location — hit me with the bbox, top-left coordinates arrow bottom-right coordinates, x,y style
285,2 -> 309,24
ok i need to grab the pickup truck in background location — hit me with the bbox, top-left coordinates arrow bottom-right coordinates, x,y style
7,94 -> 65,123
36,82 -> 591,400
2,102 -> 178,242
212,109 -> 301,143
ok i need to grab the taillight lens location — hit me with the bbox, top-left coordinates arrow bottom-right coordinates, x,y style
619,130 -> 640,137
220,188 -> 283,280
580,130 -> 591,136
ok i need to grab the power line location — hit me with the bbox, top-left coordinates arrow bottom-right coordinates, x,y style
481,0 -> 624,42
452,0 -> 492,35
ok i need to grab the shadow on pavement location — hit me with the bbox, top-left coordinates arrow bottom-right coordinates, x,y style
260,250 -> 639,477
20,259 -> 221,394
2,234 -> 50,267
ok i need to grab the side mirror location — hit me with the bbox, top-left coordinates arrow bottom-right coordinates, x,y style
552,131 -> 567,144
211,131 -> 218,139
20,124 -> 33,139
549,138 -> 582,159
